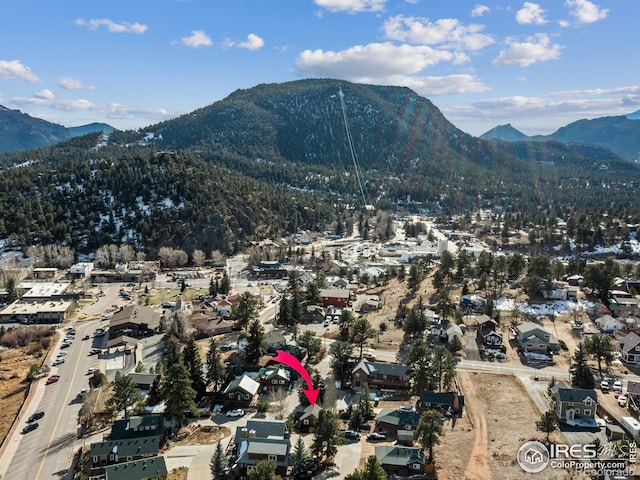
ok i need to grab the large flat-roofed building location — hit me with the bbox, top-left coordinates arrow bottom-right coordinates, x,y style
69,262 -> 94,279
19,282 -> 70,300
0,299 -> 71,323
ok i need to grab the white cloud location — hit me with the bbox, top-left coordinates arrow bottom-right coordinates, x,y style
0,59 -> 39,83
177,30 -> 213,48
296,42 -> 456,79
225,33 -> 265,51
295,43 -> 489,96
314,0 -> 385,13
58,77 -> 94,90
471,4 -> 490,17
75,18 -> 147,34
492,33 -> 562,67
11,92 -> 169,121
34,89 -> 54,100
382,15 -> 494,51
558,19 -> 570,27
566,0 -> 608,24
516,2 -> 548,25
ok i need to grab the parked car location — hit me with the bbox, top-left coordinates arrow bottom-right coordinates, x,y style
367,432 -> 387,441
60,342 -> 71,349
600,381 -> 610,392
46,375 -> 60,385
226,409 -> 245,417
618,395 -> 628,407
22,422 -> 39,434
28,411 -> 45,422
89,348 -> 102,356
56,351 -> 67,357
52,358 -> 65,366
613,381 -> 623,393
343,430 -> 361,440
87,368 -> 96,375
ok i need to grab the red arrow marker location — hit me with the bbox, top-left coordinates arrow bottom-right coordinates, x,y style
273,350 -> 320,407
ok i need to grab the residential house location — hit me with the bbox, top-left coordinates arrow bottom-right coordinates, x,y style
187,312 -> 209,334
200,318 -> 234,337
596,314 -> 624,333
258,367 -> 291,392
351,359 -> 409,392
476,316 -> 502,349
566,274 -> 583,286
375,446 -> 428,476
374,406 -> 421,437
359,297 -> 381,313
264,330 -> 287,352
109,306 -> 160,339
233,420 -> 290,477
609,296 -> 640,317
127,373 -> 159,391
319,289 -> 350,309
434,321 -> 464,344
89,436 -> 160,478
305,305 -> 325,323
103,456 -> 167,480
550,381 -> 598,427
297,404 -> 322,432
223,374 -> 261,408
619,332 -> 640,365
109,416 -> 165,442
516,322 -> 558,354
106,336 -> 138,358
216,299 -> 233,318
417,392 -> 465,415
460,294 -> 486,312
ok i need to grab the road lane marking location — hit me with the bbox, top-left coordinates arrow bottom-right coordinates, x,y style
34,323 -> 88,480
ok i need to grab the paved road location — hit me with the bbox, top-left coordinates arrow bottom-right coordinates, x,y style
1,319 -> 101,480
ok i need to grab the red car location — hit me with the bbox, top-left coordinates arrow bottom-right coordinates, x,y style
46,375 -> 60,385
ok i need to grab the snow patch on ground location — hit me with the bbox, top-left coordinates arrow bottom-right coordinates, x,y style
496,297 -> 596,316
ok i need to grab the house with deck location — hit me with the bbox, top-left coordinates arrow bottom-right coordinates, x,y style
232,420 -> 290,477
516,322 -> 558,354
351,359 -> 409,392
550,381 -> 598,427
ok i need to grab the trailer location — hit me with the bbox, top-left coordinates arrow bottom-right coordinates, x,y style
620,416 -> 640,438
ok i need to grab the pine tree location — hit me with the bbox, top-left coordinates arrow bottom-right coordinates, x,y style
571,343 -> 595,389
429,345 -> 457,392
206,339 -> 227,393
163,362 -> 198,427
247,460 -> 282,480
311,409 -> 342,463
415,410 -> 444,463
105,371 -> 142,419
245,318 -> 266,365
183,338 -> 205,395
210,441 -> 228,480
536,411 -> 558,443
359,455 -> 387,480
291,437 -> 313,480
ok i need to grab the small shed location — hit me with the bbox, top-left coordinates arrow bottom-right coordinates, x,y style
397,429 -> 414,446
606,423 -> 626,441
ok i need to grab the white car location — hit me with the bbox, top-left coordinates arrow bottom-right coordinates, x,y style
52,358 -> 65,366
87,368 -> 96,375
618,395 -> 628,407
613,381 -> 623,392
226,409 -> 245,417
56,351 -> 67,357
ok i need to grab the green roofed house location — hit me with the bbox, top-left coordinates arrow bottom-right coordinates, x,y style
233,419 -> 290,477
109,415 -> 165,442
223,374 -> 261,408
103,455 -> 167,480
374,406 -> 421,437
90,436 -> 160,478
417,392 -> 465,415
375,445 -> 428,476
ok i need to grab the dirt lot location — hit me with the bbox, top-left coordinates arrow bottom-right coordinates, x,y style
0,328 -> 56,446
435,371 -> 589,480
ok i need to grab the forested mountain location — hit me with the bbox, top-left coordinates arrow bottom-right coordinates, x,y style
1,79 -> 640,255
0,105 -> 114,153
481,113 -> 640,162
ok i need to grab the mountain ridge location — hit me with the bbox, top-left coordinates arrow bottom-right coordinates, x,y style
0,106 -> 115,153
480,113 -> 640,162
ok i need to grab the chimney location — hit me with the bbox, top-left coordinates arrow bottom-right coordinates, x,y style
249,429 -> 256,438
241,427 -> 248,438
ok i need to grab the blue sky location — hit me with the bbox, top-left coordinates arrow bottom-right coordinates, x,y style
0,0 -> 637,136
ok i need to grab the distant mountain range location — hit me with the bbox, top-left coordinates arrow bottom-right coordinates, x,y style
0,79 -> 639,254
0,105 -> 115,153
481,111 -> 640,162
